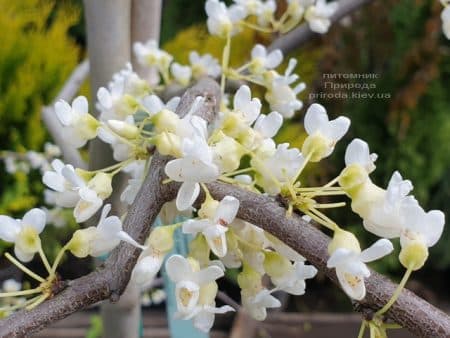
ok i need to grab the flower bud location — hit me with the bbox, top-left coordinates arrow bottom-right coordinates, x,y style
198,196 -> 220,220
339,164 -> 369,197
399,240 -> 428,271
107,120 -> 139,139
263,251 -> 292,279
88,173 -> 113,199
212,134 -> 247,172
68,228 -> 96,258
148,225 -> 177,253
78,114 -> 100,140
189,234 -> 211,267
152,109 -> 180,134
328,229 -> 361,255
154,132 -> 181,157
237,264 -> 262,294
301,134 -> 329,162
199,281 -> 218,305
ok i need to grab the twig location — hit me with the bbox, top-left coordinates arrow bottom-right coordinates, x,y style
41,60 -> 89,169
217,291 -> 241,311
268,0 -> 375,54
1,78 -> 449,338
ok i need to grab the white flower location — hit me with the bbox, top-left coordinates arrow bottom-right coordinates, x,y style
43,159 -> 84,208
68,204 -> 145,258
257,0 -> 277,26
132,248 -> 165,287
97,117 -> 135,162
345,138 -> 377,173
398,202 -> 445,270
43,159 -> 113,223
327,238 -> 393,300
233,0 -> 265,16
133,39 -> 173,70
302,103 -> 350,161
165,123 -> 220,211
183,196 -> 240,257
265,59 -> 305,118
205,0 -> 247,37
250,44 -> 283,74
253,111 -> 283,139
96,65 -> 149,121
286,0 -> 314,20
304,0 -> 338,34
166,255 -> 224,316
400,203 -> 445,250
142,94 -> 180,117
361,171 -> 416,239
170,63 -> 192,86
44,142 -> 61,158
233,85 -> 262,125
188,303 -> 235,332
252,141 -> 305,195
189,52 -> 221,79
25,151 -> 46,170
0,208 -> 46,262
54,96 -> 98,148
441,6 -> 450,39
271,261 -> 317,295
242,289 -> 281,320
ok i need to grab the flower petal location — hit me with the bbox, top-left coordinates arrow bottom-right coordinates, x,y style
97,87 -> 112,109
72,96 -> 88,115
304,103 -> 328,135
254,111 -> 283,138
214,196 -> 239,225
326,116 -> 351,141
54,100 -> 73,126
176,182 -> 200,211
327,248 -> 353,268
182,219 -> 211,235
335,267 -> 366,300
359,239 -> 393,263
266,50 -> 283,69
166,254 -> 192,283
423,210 -> 445,247
192,265 -> 224,285
22,208 -> 46,234
0,216 -> 20,242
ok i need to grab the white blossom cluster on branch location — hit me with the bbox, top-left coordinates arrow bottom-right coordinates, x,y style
0,1 -> 447,336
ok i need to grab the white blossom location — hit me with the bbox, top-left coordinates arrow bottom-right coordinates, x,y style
327,239 -> 393,300
0,208 -> 46,262
205,0 -> 247,37
304,0 -> 338,34
183,196 -> 240,257
189,52 -> 221,79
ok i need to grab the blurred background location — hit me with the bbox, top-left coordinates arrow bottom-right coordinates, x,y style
0,0 -> 449,337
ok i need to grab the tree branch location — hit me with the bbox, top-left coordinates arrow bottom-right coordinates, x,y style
41,60 -> 89,169
268,0 -> 374,54
0,78 -> 221,338
1,78 -> 449,338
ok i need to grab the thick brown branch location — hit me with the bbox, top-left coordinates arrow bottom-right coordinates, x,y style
1,78 -> 449,338
200,182 -> 450,338
269,0 -> 374,54
0,78 -> 220,338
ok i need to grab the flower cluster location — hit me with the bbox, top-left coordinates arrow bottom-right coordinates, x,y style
0,1 -> 446,336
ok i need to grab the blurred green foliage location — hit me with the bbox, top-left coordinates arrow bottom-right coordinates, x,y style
0,0 -> 82,256
314,0 -> 450,272
0,0 -> 81,215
